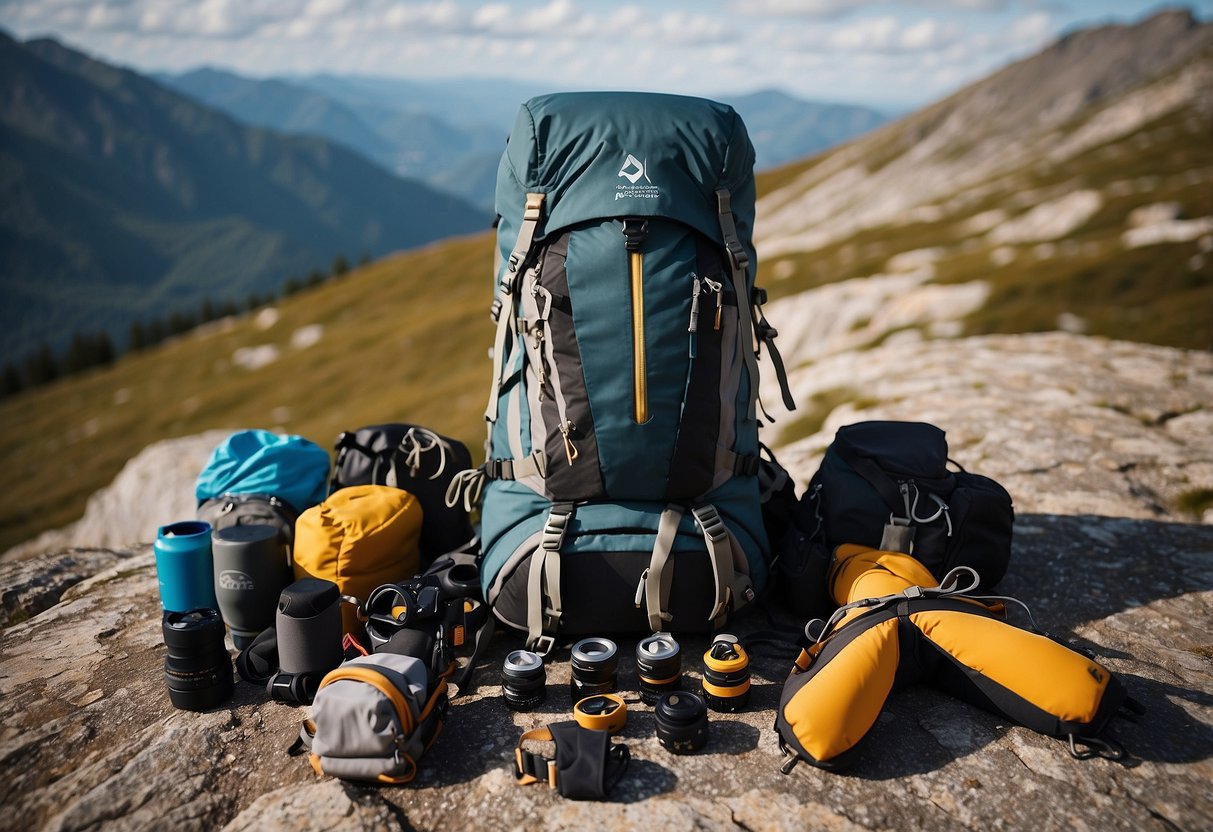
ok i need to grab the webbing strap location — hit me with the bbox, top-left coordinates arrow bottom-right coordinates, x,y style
692,504 -> 735,622
716,447 -> 761,478
715,189 -> 761,423
485,192 -> 545,429
756,317 -> 797,412
642,505 -> 685,631
514,726 -> 558,786
484,451 -> 548,482
526,502 -> 574,654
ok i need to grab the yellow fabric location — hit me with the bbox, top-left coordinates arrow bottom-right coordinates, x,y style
294,484 -> 422,636
911,610 -> 1111,722
832,543 -> 939,605
785,545 -> 1121,767
786,617 -> 900,762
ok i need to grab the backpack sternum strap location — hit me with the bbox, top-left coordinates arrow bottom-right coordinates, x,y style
526,502 -> 575,655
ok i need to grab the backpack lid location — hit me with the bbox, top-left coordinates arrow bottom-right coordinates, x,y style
498,91 -> 757,250
833,421 -> 950,480
195,429 -> 330,511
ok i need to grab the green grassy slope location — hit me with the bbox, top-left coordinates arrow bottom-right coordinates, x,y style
755,41 -> 1213,350
0,233 -> 496,553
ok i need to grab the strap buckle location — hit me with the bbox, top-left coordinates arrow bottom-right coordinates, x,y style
522,192 -> 545,221
756,318 -> 778,341
732,454 -> 760,477
542,504 -> 574,551
530,634 -> 556,657
724,239 -> 749,272
486,458 -> 514,480
692,505 -> 728,544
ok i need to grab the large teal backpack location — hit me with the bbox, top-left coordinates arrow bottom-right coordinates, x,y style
469,92 -> 795,652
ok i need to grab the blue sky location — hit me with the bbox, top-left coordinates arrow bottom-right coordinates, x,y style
2,1 -> 1208,109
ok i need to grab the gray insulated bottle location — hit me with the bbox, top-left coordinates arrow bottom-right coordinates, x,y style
275,578 -> 344,677
212,524 -> 293,650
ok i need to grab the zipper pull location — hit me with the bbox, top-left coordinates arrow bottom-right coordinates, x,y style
532,326 -> 547,400
634,568 -> 649,608
703,277 -> 724,330
559,420 -> 579,466
689,276 -> 702,334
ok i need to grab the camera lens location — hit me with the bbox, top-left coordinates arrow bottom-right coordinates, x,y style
502,649 -> 546,711
701,633 -> 750,712
635,633 -> 681,704
655,691 -> 710,754
163,608 -> 233,711
573,693 -> 627,734
570,637 -> 618,701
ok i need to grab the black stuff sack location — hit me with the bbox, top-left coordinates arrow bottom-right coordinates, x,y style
330,424 -> 476,563
805,421 -> 1013,591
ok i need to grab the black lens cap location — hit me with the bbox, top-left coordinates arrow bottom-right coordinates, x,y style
657,691 -> 707,724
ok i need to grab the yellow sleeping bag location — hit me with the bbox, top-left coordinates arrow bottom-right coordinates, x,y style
775,544 -> 1132,771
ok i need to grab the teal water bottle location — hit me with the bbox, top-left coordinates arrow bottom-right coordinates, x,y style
154,521 -> 219,613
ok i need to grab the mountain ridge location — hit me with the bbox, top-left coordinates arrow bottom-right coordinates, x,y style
0,32 -> 488,360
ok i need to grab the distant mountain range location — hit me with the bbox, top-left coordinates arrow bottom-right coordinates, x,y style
755,8 -> 1213,353
158,69 -> 888,209
1,8 -> 1208,556
0,32 -> 487,361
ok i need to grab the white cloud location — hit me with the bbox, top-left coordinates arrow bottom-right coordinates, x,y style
742,0 -> 1016,16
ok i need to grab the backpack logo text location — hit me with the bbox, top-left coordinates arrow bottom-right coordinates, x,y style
616,152 -> 658,201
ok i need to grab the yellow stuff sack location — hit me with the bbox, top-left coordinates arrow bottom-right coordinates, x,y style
775,545 -> 1134,772
293,485 -> 422,636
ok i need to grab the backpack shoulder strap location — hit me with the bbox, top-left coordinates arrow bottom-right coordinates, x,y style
484,192 -> 546,436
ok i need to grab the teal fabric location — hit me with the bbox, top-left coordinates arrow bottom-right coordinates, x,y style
195,429 -> 330,512
563,220 -> 700,498
483,91 -> 770,603
496,91 -> 757,277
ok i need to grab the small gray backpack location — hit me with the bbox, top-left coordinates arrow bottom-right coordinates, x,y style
299,653 -> 448,784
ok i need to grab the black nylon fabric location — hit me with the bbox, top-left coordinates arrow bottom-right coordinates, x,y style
493,546 -> 718,635
665,235 -> 726,500
538,235 -> 606,500
807,421 -> 1013,590
551,721 -> 610,799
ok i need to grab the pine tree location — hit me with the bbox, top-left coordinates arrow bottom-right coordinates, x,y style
130,320 -> 148,351
24,344 -> 58,386
0,362 -> 22,398
331,254 -> 349,277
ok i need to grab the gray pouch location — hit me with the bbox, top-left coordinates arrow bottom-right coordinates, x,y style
302,653 -> 446,783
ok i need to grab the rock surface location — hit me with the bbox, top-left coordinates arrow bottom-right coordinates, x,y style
1,333 -> 1211,831
2,431 -> 231,563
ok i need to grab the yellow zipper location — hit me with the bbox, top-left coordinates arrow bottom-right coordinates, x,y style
630,250 -> 648,423
624,220 -> 649,424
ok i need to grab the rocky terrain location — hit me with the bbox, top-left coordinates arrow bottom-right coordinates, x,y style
2,10 -> 1210,831
2,331 -> 1211,832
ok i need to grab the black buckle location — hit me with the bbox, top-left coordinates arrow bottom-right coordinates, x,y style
733,454 -> 760,477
